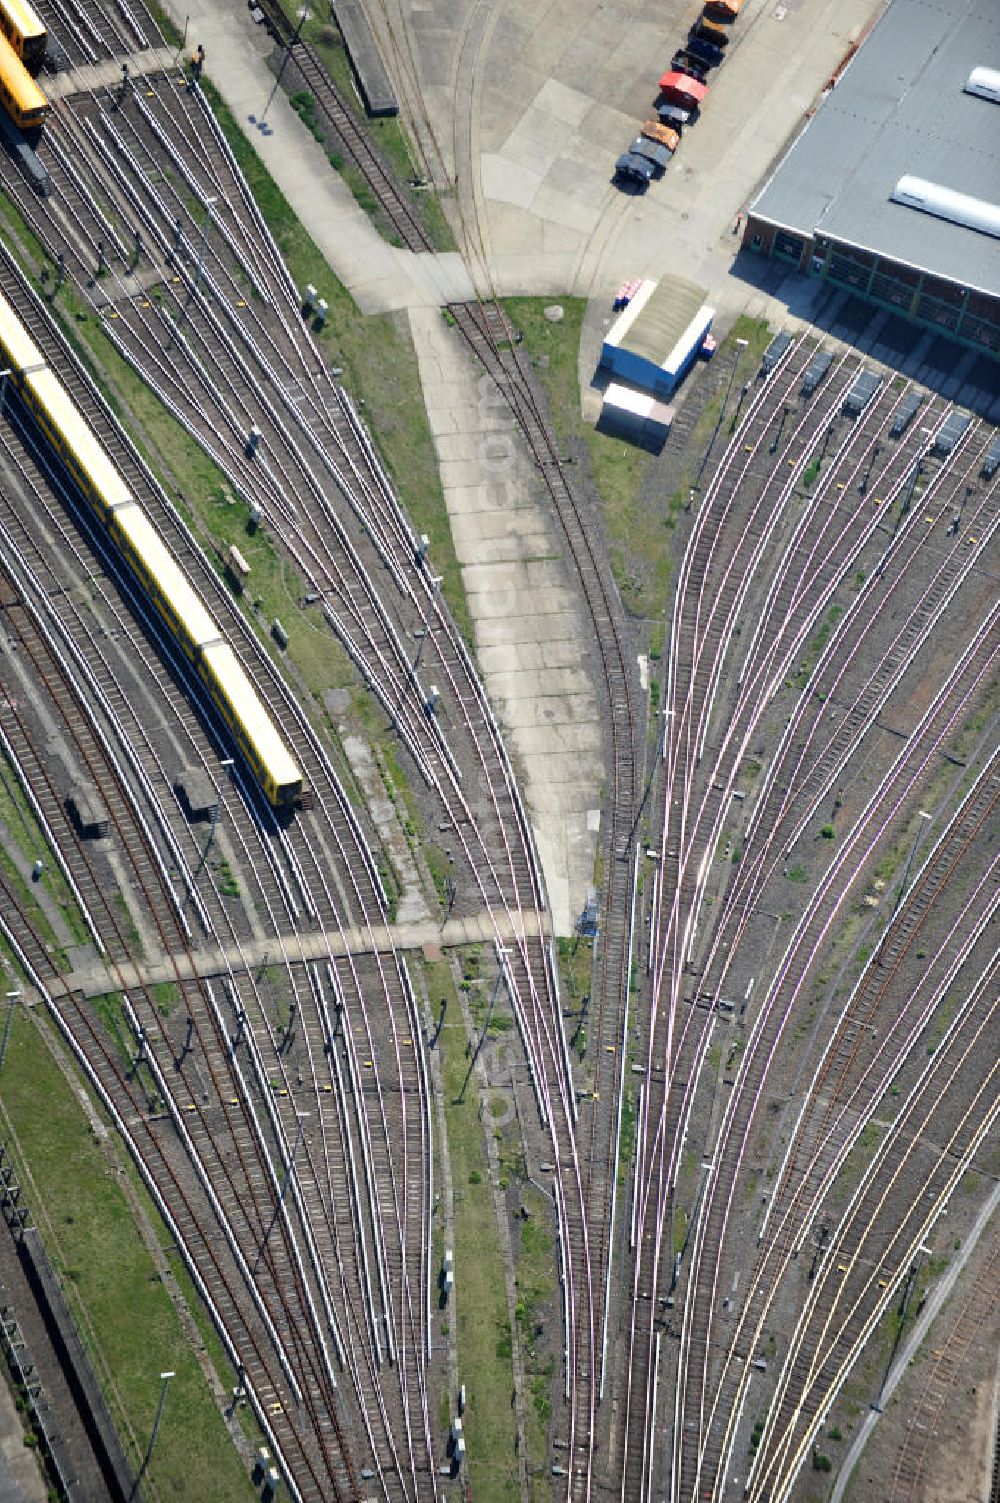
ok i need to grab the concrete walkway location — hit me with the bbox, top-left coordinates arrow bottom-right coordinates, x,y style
158,0 -> 473,312
39,906 -> 544,1002
409,304 -> 603,935
46,46 -> 176,99
0,1419 -> 43,1503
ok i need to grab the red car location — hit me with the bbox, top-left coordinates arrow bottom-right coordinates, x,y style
658,70 -> 709,107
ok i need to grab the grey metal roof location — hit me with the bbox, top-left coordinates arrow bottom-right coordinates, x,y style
620,276 -> 707,364
749,0 -> 1000,295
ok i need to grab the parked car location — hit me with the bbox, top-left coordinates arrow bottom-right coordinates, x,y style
658,71 -> 709,108
694,17 -> 730,47
671,49 -> 709,82
628,136 -> 672,173
656,102 -> 692,129
615,151 -> 655,187
641,119 -> 681,152
686,34 -> 724,67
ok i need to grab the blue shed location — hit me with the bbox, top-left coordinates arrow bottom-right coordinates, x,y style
599,278 -> 714,399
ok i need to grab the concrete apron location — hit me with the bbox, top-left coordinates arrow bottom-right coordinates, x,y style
409,304 -> 603,936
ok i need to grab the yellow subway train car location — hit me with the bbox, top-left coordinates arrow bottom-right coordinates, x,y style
0,286 -> 303,808
0,29 -> 45,128
0,0 -> 47,72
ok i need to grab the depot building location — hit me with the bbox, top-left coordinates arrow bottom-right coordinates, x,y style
741,0 -> 1000,356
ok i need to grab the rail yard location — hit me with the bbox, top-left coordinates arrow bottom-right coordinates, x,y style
0,0 -> 995,1501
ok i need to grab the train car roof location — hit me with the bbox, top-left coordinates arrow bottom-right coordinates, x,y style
0,0 -> 46,36
0,298 -> 130,510
28,367 -> 133,506
0,287 -> 44,370
0,30 -> 46,108
113,504 -> 221,647
201,641 -> 301,785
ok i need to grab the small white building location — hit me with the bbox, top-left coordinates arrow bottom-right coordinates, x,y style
598,383 -> 675,450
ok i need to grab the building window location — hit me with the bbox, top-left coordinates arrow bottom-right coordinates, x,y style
774,230 -> 804,262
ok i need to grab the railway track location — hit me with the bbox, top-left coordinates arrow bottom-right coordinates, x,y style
0,546 -> 363,1499
23,28 -> 623,1489
0,231 -> 447,1495
0,8 -> 592,1492
229,30 -> 647,1475
445,295 -> 643,1428
617,322 -> 998,1501
886,1233 -> 1000,1503
747,944 -> 999,1503
4,8 -> 996,1503
694,754 -> 999,1502
252,0 -> 433,256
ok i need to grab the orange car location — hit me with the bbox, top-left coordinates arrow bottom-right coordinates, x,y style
641,120 -> 681,152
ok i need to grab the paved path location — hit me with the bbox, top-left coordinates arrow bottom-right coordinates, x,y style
158,0 -> 472,312
409,304 -> 603,934
40,906 -> 544,1002
0,1423 -> 43,1503
46,46 -> 175,98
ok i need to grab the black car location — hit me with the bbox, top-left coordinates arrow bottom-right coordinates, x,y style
694,18 -> 730,48
671,50 -> 709,82
686,34 -> 724,67
657,102 -> 692,129
615,151 -> 655,186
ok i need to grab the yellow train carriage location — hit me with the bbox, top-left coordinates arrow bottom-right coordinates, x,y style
0,0 -> 46,71
0,276 -> 41,370
200,641 -> 303,807
0,30 -> 45,128
24,367 -> 133,514
0,286 -> 304,809
111,503 -> 221,658
0,298 -> 128,513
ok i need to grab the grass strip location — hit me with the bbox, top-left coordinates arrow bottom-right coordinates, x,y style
504,300 -> 772,617
0,1011 -> 256,1501
426,957 -> 519,1501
